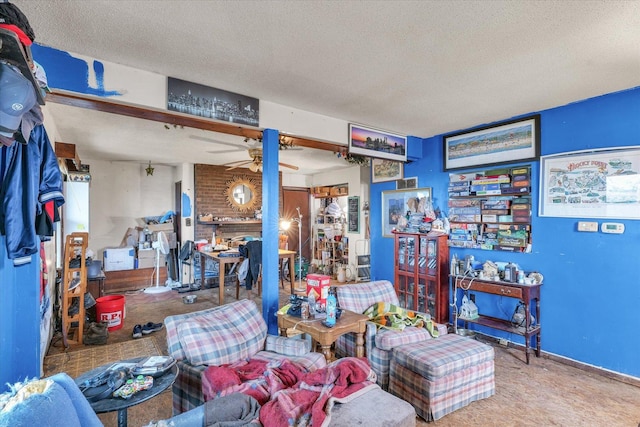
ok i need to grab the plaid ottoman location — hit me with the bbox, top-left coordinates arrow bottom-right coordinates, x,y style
389,334 -> 495,421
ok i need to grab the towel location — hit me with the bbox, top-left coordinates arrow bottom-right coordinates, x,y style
364,301 -> 439,337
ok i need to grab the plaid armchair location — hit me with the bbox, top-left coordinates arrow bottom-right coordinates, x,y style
335,280 -> 448,390
165,299 -> 326,414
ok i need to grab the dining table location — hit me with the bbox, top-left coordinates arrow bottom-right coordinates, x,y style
198,248 -> 299,304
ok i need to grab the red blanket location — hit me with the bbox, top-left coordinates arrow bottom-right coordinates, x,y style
202,357 -> 377,427
202,358 -> 307,405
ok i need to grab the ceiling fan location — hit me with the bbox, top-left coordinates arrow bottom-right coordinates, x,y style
222,147 -> 299,172
189,133 -> 303,154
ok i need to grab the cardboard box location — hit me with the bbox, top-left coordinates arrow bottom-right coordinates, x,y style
138,248 -> 156,260
151,231 -> 177,249
147,221 -> 174,232
103,246 -> 135,271
137,248 -> 157,268
137,257 -> 156,269
306,274 -> 331,304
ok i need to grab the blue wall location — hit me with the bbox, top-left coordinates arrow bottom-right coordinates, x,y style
0,237 -> 41,392
371,87 -> 640,378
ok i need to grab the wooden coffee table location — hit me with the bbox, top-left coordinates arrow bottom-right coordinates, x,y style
277,309 -> 368,361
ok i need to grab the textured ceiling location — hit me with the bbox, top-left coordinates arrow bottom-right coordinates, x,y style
12,0 -> 640,173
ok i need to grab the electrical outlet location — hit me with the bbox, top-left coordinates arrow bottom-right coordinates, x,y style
185,218 -> 191,226
499,338 -> 509,347
577,221 -> 598,232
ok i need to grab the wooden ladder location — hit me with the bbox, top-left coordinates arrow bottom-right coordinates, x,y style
61,232 -> 89,346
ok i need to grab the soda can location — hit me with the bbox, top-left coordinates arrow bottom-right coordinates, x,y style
301,302 -> 310,320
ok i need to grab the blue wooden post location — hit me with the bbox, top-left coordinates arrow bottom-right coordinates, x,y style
0,237 -> 41,392
261,129 -> 280,334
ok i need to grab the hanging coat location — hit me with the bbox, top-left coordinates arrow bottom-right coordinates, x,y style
0,124 -> 64,265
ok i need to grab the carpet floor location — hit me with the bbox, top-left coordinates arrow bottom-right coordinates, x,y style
44,284 -> 640,427
43,337 -> 160,378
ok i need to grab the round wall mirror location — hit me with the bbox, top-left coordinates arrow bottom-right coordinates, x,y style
225,176 -> 260,212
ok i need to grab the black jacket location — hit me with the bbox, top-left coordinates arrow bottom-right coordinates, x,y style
239,240 -> 262,290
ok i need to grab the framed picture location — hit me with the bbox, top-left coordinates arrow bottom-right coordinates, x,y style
347,196 -> 360,233
443,114 -> 540,171
168,77 -> 259,126
381,187 -> 432,237
371,158 -> 404,183
396,177 -> 418,190
349,123 -> 407,162
539,146 -> 640,219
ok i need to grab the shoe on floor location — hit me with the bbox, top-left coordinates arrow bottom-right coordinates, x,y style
133,324 -> 143,339
142,322 -> 164,335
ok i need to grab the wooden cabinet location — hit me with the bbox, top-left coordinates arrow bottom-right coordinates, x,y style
104,268 -> 167,294
393,232 -> 449,324
453,276 -> 541,364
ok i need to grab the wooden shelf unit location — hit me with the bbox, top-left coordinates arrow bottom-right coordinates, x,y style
448,166 -> 532,252
452,275 -> 542,364
393,232 -> 449,324
62,232 -> 89,346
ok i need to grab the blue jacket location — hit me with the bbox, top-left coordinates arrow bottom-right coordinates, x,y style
0,124 -> 64,265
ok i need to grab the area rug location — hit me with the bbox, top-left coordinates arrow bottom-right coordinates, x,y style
43,336 -> 161,378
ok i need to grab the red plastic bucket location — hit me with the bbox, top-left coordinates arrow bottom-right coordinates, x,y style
95,295 -> 126,331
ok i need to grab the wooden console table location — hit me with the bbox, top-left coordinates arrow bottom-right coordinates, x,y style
452,276 -> 541,364
104,268 -> 167,294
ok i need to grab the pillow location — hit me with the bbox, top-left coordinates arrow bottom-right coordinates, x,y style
375,327 -> 432,351
265,335 -> 310,356
177,308 -> 267,366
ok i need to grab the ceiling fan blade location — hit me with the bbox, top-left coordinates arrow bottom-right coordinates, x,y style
225,162 -> 253,171
222,159 -> 252,167
206,149 -> 244,154
189,135 -> 245,148
279,162 -> 299,170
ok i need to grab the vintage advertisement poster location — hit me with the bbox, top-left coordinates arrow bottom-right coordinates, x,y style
540,147 -> 640,219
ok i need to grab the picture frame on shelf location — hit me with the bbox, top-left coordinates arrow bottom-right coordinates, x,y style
349,123 -> 407,162
396,177 -> 418,190
381,187 -> 432,238
371,158 -> 404,183
539,146 -> 640,219
443,114 -> 540,171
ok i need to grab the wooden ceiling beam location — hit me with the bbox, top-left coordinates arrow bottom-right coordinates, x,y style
46,91 -> 346,154
54,141 -> 82,171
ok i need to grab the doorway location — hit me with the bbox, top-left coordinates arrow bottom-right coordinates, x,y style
282,187 -> 311,264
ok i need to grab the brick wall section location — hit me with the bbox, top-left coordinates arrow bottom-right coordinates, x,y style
194,164 -> 282,241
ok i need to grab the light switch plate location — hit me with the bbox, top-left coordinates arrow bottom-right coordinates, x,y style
577,221 -> 598,232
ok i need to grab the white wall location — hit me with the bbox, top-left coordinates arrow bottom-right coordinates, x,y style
85,158 -> 175,258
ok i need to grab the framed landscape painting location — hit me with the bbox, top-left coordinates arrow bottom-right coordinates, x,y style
444,114 -> 540,171
349,123 -> 407,162
371,158 -> 404,183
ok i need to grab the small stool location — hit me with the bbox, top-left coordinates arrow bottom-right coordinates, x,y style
329,387 -> 416,427
389,333 -> 495,421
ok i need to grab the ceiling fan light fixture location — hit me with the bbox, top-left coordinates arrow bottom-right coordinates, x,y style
145,161 -> 155,176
